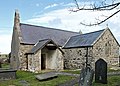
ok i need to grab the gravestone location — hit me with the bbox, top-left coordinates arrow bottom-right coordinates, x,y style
79,66 -> 94,86
35,72 -> 58,81
0,69 -> 17,80
95,58 -> 107,84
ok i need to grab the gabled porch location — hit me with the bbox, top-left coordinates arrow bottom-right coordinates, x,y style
26,39 -> 64,72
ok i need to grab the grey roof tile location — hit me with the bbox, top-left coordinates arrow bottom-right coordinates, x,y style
28,39 -> 50,54
28,39 -> 64,54
63,29 -> 105,48
20,23 -> 79,46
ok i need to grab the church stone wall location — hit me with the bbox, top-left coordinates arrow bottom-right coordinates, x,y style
56,49 -> 64,70
27,47 -> 63,73
28,50 -> 41,73
41,47 -> 64,71
63,47 -> 93,69
19,44 -> 33,70
64,29 -> 119,69
93,29 -> 119,67
46,49 -> 64,70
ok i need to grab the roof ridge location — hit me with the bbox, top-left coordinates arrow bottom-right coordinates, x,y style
82,29 -> 105,35
70,29 -> 105,38
34,39 -> 51,47
20,23 -> 79,34
39,39 -> 51,42
63,29 -> 106,48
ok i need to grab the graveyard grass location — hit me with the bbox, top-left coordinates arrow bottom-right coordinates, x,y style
0,70 -> 120,86
0,71 -> 75,86
93,76 -> 120,86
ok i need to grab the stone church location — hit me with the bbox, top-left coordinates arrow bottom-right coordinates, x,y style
63,29 -> 120,69
10,10 -> 79,72
10,10 -> 119,72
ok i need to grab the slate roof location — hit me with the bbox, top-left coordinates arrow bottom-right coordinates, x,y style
28,39 -> 63,54
28,39 -> 50,54
20,23 -> 79,46
63,29 -> 105,48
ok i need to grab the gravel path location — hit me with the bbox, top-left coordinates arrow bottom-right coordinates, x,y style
56,72 -> 79,77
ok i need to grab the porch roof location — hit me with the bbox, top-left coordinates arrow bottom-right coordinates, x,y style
27,39 -> 64,54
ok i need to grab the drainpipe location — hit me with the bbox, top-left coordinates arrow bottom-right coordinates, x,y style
86,47 -> 89,68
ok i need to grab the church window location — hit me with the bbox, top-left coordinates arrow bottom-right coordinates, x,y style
105,42 -> 111,56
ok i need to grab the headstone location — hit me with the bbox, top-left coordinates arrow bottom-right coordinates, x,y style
79,66 -> 94,86
0,69 -> 17,80
95,59 -> 107,84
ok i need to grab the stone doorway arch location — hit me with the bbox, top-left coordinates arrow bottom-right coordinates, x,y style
95,58 -> 107,84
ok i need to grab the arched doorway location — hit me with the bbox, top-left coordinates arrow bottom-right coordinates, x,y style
95,58 -> 107,84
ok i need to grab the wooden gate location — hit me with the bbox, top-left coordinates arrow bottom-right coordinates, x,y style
95,58 -> 107,84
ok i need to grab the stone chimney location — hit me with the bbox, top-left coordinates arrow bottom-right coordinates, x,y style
14,9 -> 22,42
14,9 -> 20,27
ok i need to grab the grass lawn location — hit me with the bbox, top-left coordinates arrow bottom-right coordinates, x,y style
0,66 -> 120,86
66,68 -> 120,86
74,75 -> 120,86
0,71 -> 75,86
0,70 -> 120,86
92,75 -> 120,86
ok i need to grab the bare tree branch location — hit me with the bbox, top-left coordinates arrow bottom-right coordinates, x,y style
72,1 -> 120,11
80,9 -> 120,26
70,0 -> 120,26
74,0 -> 80,9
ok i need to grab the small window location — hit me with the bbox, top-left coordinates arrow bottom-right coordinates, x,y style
105,42 -> 111,56
105,43 -> 108,55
